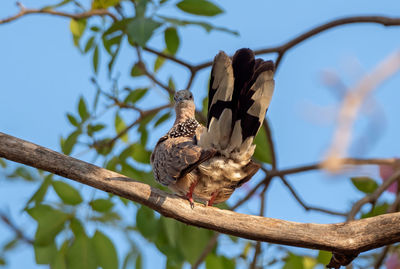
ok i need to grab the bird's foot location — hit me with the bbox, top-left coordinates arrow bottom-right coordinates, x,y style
206,192 -> 218,207
185,181 -> 197,209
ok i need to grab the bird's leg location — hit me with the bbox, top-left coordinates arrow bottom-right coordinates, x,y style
186,180 -> 198,209
206,191 -> 219,207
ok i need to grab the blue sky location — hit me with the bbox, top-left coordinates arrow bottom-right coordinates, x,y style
1,0 -> 400,268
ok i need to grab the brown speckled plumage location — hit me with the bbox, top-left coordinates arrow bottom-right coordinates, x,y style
151,48 -> 275,206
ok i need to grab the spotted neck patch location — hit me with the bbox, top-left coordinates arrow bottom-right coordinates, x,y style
168,118 -> 199,138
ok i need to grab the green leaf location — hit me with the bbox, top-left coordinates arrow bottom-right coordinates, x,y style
164,27 -> 180,55
130,63 -> 145,77
92,231 -> 118,269
61,130 -> 80,155
317,250 -> 332,265
136,255 -> 142,269
52,180 -> 83,205
78,96 -> 89,121
90,211 -> 121,223
3,238 -> 19,252
59,191 -> 77,210
93,45 -> 100,73
27,205 -> 70,246
131,143 -> 151,164
253,125 -> 272,164
168,77 -> 176,92
66,234 -> 97,269
136,206 -> 159,241
92,0 -> 120,9
0,158 -> 6,168
67,113 -> 80,127
124,88 -> 148,104
84,36 -> 96,53
26,174 -> 53,207
8,166 -> 37,181
166,258 -> 183,269
176,0 -> 223,16
159,15 -> 238,35
361,203 -> 389,219
103,34 -> 122,55
90,199 -> 114,212
135,0 -> 148,17
206,254 -> 235,269
154,55 -> 166,72
43,0 -> 72,10
160,217 -> 178,247
154,112 -> 171,127
127,18 -> 161,47
87,123 -> 105,136
283,253 -> 304,269
91,26 -> 101,32
115,113 -> 129,142
178,225 -> 213,265
51,247 -> 67,269
303,257 -> 317,269
351,177 -> 379,194
70,19 -> 87,46
70,218 -> 85,237
34,242 -> 57,264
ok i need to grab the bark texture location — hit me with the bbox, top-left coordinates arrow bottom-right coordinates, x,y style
0,132 -> 399,266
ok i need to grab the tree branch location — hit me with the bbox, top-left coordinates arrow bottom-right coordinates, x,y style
0,211 -> 33,244
348,170 -> 400,221
267,158 -> 400,178
193,16 -> 400,71
93,104 -> 171,149
279,175 -> 347,217
0,2 -> 118,24
1,132 -> 400,268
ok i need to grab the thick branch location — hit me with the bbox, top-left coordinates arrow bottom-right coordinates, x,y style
1,132 -> 400,264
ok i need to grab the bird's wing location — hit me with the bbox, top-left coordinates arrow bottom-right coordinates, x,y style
151,136 -> 215,186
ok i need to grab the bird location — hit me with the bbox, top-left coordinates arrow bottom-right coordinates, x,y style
151,48 -> 275,207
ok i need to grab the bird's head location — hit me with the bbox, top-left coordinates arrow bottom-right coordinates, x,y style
174,90 -> 194,103
173,90 -> 196,122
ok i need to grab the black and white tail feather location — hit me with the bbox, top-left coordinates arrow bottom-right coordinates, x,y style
198,48 -> 274,183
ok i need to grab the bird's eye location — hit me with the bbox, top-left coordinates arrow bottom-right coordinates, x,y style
189,94 -> 193,99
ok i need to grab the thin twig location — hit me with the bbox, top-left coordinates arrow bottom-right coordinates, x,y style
231,176 -> 272,210
267,158 -> 400,178
279,175 -> 347,216
93,104 -> 171,149
374,245 -> 390,269
348,170 -> 400,221
143,46 -> 194,71
193,16 -> 400,72
135,47 -> 174,95
0,2 -> 117,24
0,212 -> 33,244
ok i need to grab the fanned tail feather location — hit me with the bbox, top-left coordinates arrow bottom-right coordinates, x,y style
199,48 -> 275,161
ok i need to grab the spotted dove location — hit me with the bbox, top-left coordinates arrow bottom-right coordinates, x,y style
151,48 -> 275,207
